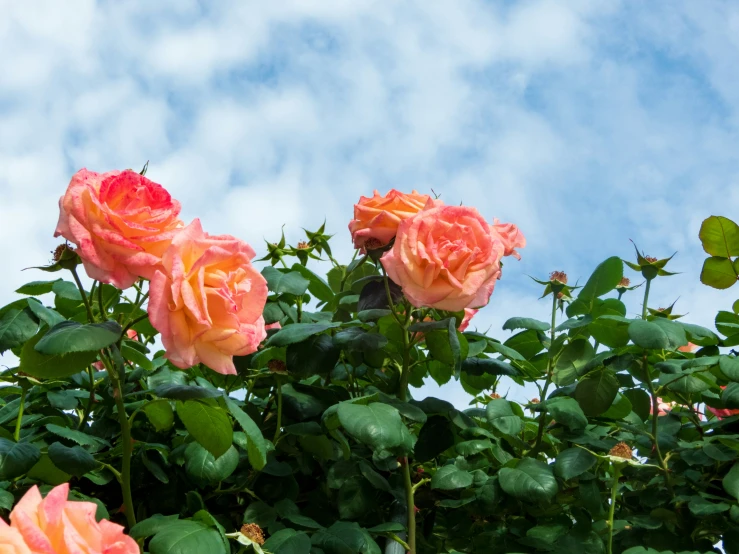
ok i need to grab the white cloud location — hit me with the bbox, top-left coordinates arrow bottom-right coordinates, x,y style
2,0 -> 739,407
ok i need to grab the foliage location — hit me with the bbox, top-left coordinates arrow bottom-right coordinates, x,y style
2,204 -> 739,554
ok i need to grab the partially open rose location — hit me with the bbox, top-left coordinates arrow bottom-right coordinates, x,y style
349,190 -> 440,251
148,219 -> 268,375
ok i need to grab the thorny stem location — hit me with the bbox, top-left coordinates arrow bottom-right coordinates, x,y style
607,464 -> 622,554
101,348 -> 136,529
78,366 -> 96,430
273,378 -> 283,444
70,266 -> 95,323
533,293 -> 558,451
14,388 -> 26,442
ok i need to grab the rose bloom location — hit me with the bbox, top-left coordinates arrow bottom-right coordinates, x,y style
348,190 -> 440,251
55,168 -> 184,289
382,204 -> 522,311
458,309 -> 479,332
3,483 -> 138,553
148,219 -> 268,375
491,219 -> 526,260
678,342 -> 698,353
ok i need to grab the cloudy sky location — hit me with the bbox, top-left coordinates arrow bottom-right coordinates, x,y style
2,0 -> 739,406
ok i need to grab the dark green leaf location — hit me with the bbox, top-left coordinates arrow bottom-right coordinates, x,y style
575,369 -> 619,416
290,263 -> 334,303
0,439 -> 40,480
414,415 -> 454,462
545,397 -> 587,430
225,397 -> 267,470
485,399 -> 522,436
263,528 -> 312,554
154,384 -> 222,400
184,443 -> 239,486
0,307 -> 38,353
149,519 -> 226,554
267,322 -> 341,347
554,448 -> 596,480
502,317 -> 550,332
628,320 -> 670,350
431,464 -> 474,490
461,357 -> 519,377
47,442 -> 97,477
35,320 -> 122,354
499,458 -> 558,503
143,401 -> 175,432
337,402 -> 410,453
262,266 -> 310,296
578,256 -> 624,308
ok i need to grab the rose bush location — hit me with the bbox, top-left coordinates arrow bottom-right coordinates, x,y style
1,168 -> 739,554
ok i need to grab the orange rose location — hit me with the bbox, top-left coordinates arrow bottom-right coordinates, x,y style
458,308 -> 479,332
678,342 -> 698,353
5,483 -> 138,553
382,204 -> 521,311
349,190 -> 440,250
148,219 -> 268,375
54,168 -> 184,289
491,219 -> 526,260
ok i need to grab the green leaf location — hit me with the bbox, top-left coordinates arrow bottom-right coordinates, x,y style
545,397 -> 587,430
184,443 -> 239,486
0,306 -> 38,353
154,384 -> 222,400
16,279 -> 61,295
699,216 -> 739,257
143,401 -> 175,432
26,454 -> 71,486
578,256 -> 624,309
311,521 -> 381,554
485,399 -> 522,436
680,322 -> 719,346
688,495 -> 730,516
337,402 -> 410,453
52,280 -> 82,301
502,317 -> 550,332
176,401 -> 233,458
701,256 -> 738,289
575,369 -> 620,416
263,528 -> 312,554
47,442 -> 97,477
0,439 -> 40,480
717,311 -> 739,337
721,356 -> 739,381
425,328 -> 468,367
46,424 -> 109,450
149,519 -> 227,554
554,448 -> 596,480
19,330 -> 97,379
288,334 -> 340,377
724,463 -> 739,500
266,322 -> 341,347
628,320 -> 670,350
26,299 -> 65,328
431,464 -> 474,490
35,320 -> 122,354
650,318 -> 688,350
289,263 -> 334,303
262,266 -> 310,296
456,439 -> 493,457
225,397 -> 267,470
338,476 -> 375,519
461,357 -> 519,377
553,339 -> 595,386
130,514 -> 181,540
504,330 -> 544,359
499,458 -> 558,503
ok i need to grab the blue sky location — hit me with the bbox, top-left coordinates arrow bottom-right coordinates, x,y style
2,0 -> 739,406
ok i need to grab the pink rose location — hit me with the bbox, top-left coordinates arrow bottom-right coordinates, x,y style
0,520 -> 31,554
650,397 -> 675,416
491,219 -> 526,260
349,190 -> 440,251
55,169 -> 184,289
265,322 -> 281,331
5,483 -> 138,553
148,219 -> 268,375
381,205 -> 518,311
458,309 -> 479,332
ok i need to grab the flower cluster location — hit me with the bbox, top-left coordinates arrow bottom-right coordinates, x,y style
349,189 -> 524,313
0,484 -> 138,553
55,169 -> 267,375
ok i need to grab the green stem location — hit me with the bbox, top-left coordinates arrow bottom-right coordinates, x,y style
402,458 -> 416,554
272,379 -> 283,444
102,349 -> 136,528
533,294 -> 558,451
641,278 -> 652,320
607,464 -> 622,554
388,534 -> 411,551
78,366 -> 96,430
644,356 -> 673,494
97,282 -> 106,320
14,388 -> 26,442
70,266 -> 95,323
339,253 -> 367,292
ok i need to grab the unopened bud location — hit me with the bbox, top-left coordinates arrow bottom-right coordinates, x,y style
240,523 -> 265,546
609,442 -> 632,460
530,398 -> 540,404
267,359 -> 287,374
549,271 -> 568,284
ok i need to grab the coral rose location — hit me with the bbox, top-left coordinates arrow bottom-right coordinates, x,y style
381,204 -> 516,311
491,219 -> 526,260
5,483 -> 138,553
678,342 -> 698,353
148,219 -> 268,375
55,168 -> 184,289
458,309 -> 479,332
0,520 -> 31,554
349,190 -> 440,251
